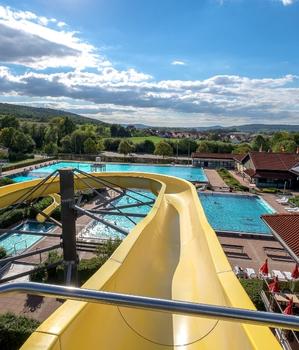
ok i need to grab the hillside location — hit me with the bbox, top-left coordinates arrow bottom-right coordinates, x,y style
0,103 -> 106,125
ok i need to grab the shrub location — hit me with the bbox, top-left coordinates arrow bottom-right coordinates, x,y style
261,188 -> 279,194
78,257 -> 105,285
0,247 -> 7,259
0,312 -> 40,350
217,168 -> 249,192
96,238 -> 121,258
0,209 -> 25,228
289,196 -> 299,207
239,279 -> 265,311
0,177 -> 14,187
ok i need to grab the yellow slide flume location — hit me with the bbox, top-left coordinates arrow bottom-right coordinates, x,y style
0,173 -> 281,349
36,193 -> 61,223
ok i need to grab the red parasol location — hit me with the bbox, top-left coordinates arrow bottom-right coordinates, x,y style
268,277 -> 280,293
291,264 -> 299,279
259,258 -> 269,275
283,298 -> 293,315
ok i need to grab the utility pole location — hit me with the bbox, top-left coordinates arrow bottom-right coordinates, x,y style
59,168 -> 78,286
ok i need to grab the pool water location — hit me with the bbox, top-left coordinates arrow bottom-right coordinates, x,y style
199,193 -> 275,235
0,220 -> 54,254
12,161 -> 207,183
80,190 -> 156,240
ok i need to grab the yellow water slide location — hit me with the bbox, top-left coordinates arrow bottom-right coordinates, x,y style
0,173 -> 281,349
36,193 -> 61,223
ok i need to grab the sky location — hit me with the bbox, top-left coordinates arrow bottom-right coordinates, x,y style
0,0 -> 299,127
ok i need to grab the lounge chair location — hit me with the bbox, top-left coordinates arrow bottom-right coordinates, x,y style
234,265 -> 247,278
245,268 -> 256,278
272,270 -> 287,281
283,271 -> 293,280
276,196 -> 288,203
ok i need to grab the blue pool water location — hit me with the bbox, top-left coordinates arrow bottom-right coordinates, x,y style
0,221 -> 54,254
80,191 -> 156,240
11,161 -> 207,183
199,193 -> 275,235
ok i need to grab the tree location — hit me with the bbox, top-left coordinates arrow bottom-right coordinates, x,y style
62,117 -> 76,135
97,139 -> 104,153
0,127 -> 14,148
233,143 -> 252,155
272,140 -> 297,153
118,140 -> 134,155
0,115 -> 19,129
44,142 -> 58,155
104,138 -> 121,152
60,135 -> 72,153
70,130 -> 90,154
11,131 -> 35,153
154,141 -> 173,158
84,138 -> 97,154
251,135 -> 269,151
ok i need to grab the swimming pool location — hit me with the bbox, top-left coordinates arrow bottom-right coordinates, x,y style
80,190 -> 156,240
11,161 -> 207,183
199,193 -> 275,235
0,220 -> 54,254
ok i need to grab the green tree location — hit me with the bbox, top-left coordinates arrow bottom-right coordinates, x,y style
70,130 -> 90,154
62,117 -> 76,136
233,143 -> 252,155
97,139 -> 104,153
272,139 -> 297,153
44,142 -> 58,155
0,115 -> 19,129
11,132 -> 35,153
154,141 -> 173,158
118,140 -> 134,155
251,135 -> 269,151
60,135 -> 72,153
0,127 -> 14,148
84,138 -> 97,154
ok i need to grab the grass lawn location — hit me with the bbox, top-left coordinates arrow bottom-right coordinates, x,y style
217,168 -> 249,192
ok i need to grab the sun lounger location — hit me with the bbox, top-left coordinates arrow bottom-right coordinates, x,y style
276,196 -> 288,203
234,266 -> 247,278
272,270 -> 287,281
245,268 -> 256,278
283,271 -> 293,280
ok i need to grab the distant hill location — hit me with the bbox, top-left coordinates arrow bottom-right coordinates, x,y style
229,124 -> 299,133
0,103 -> 106,125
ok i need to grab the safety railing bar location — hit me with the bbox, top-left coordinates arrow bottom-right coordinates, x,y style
0,282 -> 298,331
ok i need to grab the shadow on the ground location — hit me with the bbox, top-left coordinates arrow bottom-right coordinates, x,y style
24,294 -> 44,312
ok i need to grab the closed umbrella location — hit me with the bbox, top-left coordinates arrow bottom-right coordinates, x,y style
268,277 -> 280,293
259,258 -> 269,275
283,298 -> 293,315
291,264 -> 299,279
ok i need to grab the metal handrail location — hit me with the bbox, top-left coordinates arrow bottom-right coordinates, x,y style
0,282 -> 299,331
13,239 -> 27,255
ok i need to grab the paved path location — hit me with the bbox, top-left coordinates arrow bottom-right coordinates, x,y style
204,169 -> 229,189
228,170 -> 251,188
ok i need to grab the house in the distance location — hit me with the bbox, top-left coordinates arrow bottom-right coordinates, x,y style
237,151 -> 299,189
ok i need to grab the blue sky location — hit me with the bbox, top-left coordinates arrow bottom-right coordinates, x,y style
0,0 -> 298,126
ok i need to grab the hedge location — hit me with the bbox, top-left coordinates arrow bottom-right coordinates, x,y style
217,168 -> 249,192
0,312 -> 40,350
0,246 -> 7,259
0,177 -> 14,187
239,278 -> 265,311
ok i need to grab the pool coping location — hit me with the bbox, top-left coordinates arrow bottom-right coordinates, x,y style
0,219 -> 56,255
9,160 -> 209,184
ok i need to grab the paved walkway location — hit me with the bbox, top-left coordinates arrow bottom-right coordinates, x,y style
228,170 -> 251,188
204,169 -> 229,190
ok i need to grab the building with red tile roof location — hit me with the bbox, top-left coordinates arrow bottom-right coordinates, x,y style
262,213 -> 299,263
191,152 -> 241,169
237,151 -> 299,189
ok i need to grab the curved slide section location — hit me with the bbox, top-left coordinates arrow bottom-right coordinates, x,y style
0,173 -> 281,349
36,194 -> 61,223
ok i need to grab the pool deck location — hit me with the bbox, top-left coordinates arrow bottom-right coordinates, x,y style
204,169 -> 229,190
218,235 -> 295,275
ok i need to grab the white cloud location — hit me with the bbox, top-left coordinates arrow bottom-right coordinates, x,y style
280,0 -> 297,5
0,5 -> 108,70
171,60 -> 186,66
0,5 -> 298,126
